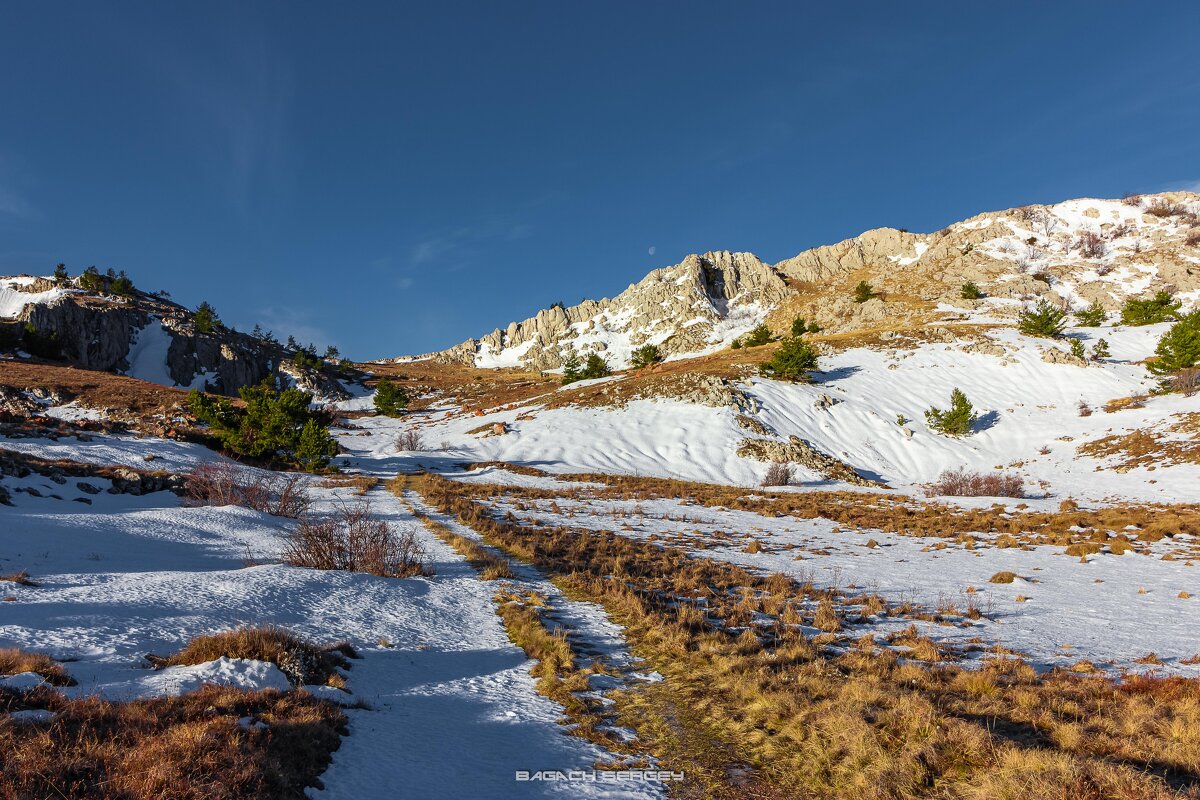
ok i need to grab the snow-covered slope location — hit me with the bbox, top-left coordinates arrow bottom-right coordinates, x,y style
353,321 -> 1197,505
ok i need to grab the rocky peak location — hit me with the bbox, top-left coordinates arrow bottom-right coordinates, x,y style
408,192 -> 1200,371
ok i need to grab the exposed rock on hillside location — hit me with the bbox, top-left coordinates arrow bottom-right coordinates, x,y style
737,435 -> 887,488
1,277 -> 351,399
414,192 -> 1200,371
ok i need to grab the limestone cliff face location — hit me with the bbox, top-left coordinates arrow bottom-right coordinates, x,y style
2,280 -> 347,399
414,192 -> 1200,370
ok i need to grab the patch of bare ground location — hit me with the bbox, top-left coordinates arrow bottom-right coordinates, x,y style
0,361 -> 191,418
353,360 -> 557,417
1079,414 -> 1200,469
408,471 -> 1200,799
0,683 -> 346,799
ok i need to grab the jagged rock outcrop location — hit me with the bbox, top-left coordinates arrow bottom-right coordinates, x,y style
410,192 -> 1200,370
736,435 -> 887,488
429,251 -> 792,371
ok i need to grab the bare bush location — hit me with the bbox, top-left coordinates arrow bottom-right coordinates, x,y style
1145,199 -> 1186,218
761,462 -> 793,487
1186,230 -> 1200,247
925,468 -> 1025,498
1074,231 -> 1106,259
184,462 -> 309,518
1168,367 -> 1200,396
394,430 -> 425,452
283,499 -> 427,578
1122,193 -> 1143,207
1108,222 -> 1132,239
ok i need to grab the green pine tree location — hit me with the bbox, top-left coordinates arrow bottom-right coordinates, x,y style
560,351 -> 582,385
1148,311 -> 1200,377
1069,338 -> 1086,359
53,263 -> 68,284
195,302 -> 221,334
1090,338 -> 1111,361
110,270 -> 134,298
1074,302 -> 1106,327
743,324 -> 773,347
853,280 -> 875,303
581,353 -> 610,380
630,344 -> 662,369
78,266 -> 103,292
960,281 -> 982,300
1017,299 -> 1067,338
296,419 -> 339,473
1121,291 -> 1181,326
759,336 -> 820,382
373,378 -> 409,416
925,388 -> 978,436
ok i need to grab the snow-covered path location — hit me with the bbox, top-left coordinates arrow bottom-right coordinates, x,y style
0,434 -> 661,799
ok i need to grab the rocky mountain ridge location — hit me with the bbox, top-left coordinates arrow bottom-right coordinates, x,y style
411,192 -> 1200,371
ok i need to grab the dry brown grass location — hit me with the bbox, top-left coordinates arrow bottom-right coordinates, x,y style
0,683 -> 345,799
989,571 -> 1018,584
151,627 -> 356,689
0,648 -> 76,686
484,468 -> 1200,556
1079,414 -> 1200,469
493,589 -> 620,748
317,474 -> 379,495
409,471 -> 1200,799
0,361 -> 191,418
282,499 -> 428,578
391,480 -> 513,580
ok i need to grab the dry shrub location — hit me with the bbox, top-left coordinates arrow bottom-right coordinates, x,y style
0,683 -> 345,799
1186,230 -> 1200,247
761,461 -> 793,487
1074,231 -> 1106,258
926,468 -> 1025,498
1168,367 -> 1200,396
0,648 -> 75,686
1145,199 -> 1192,219
282,499 -> 427,578
0,571 -> 35,586
185,462 -> 309,519
394,430 -> 425,452
151,627 -> 356,688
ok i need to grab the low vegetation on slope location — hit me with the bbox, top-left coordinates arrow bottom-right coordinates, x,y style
0,683 -> 346,799
412,471 -> 1200,800
188,380 -> 338,472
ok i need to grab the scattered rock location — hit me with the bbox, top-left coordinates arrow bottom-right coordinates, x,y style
736,436 -> 887,488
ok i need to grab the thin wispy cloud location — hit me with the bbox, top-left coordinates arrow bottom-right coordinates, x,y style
0,156 -> 36,220
153,27 -> 294,219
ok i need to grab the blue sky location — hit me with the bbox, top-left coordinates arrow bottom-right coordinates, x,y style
1,2 -> 1197,359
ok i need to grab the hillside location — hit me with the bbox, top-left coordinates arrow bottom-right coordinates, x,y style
0,271 -> 357,399
416,192 -> 1200,371
2,192 -> 1200,799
